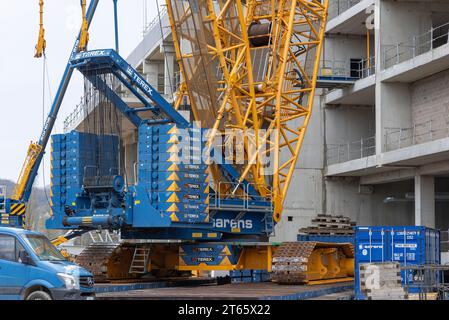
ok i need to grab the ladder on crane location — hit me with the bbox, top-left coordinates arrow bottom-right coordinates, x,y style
129,246 -> 151,274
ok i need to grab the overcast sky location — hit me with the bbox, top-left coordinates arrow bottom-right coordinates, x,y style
0,0 -> 159,187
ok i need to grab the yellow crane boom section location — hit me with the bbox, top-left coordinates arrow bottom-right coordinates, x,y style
12,143 -> 42,201
34,0 -> 46,58
78,0 -> 89,52
167,0 -> 330,222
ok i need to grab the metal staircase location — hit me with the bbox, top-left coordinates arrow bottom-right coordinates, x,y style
88,230 -> 120,244
129,246 -> 150,274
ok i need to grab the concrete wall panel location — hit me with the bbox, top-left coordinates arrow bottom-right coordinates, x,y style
325,178 -> 414,226
411,69 -> 449,142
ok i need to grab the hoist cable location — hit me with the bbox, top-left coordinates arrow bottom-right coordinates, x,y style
40,53 -> 52,215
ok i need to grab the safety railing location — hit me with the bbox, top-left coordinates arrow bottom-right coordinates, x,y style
64,72 -> 179,132
382,21 -> 449,70
357,56 -> 376,79
210,182 -> 273,213
328,0 -> 361,20
163,74 -> 180,97
401,265 -> 449,300
326,136 -> 376,165
63,87 -> 98,133
142,6 -> 168,37
384,118 -> 449,152
320,56 -> 375,79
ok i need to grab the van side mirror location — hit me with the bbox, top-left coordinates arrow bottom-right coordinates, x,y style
19,250 -> 32,265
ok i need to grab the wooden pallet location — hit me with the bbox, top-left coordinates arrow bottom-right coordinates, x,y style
298,227 -> 354,236
298,214 -> 356,236
312,222 -> 355,229
313,216 -> 352,224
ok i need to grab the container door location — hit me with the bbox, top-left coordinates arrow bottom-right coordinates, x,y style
356,227 -> 388,263
389,227 -> 424,292
354,227 -> 388,299
389,228 -> 421,264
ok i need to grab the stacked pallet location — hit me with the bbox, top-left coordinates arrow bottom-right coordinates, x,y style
298,214 -> 356,235
359,262 -> 407,300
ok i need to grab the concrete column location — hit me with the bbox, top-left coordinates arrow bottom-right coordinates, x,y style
143,61 -> 159,90
378,83 -> 412,153
414,175 -> 435,228
374,0 -> 382,156
161,42 -> 176,96
124,142 -> 137,185
123,133 -> 138,185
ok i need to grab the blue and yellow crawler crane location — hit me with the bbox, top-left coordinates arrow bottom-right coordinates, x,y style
3,0 -> 355,285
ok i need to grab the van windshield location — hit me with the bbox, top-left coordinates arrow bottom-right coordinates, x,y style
24,234 -> 66,261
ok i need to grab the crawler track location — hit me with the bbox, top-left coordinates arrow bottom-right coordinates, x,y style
271,242 -> 354,284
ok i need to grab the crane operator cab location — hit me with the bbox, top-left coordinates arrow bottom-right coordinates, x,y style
0,227 -> 95,300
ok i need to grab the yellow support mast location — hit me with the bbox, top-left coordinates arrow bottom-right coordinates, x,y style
78,0 -> 89,52
34,0 -> 46,58
167,0 -> 329,223
11,143 -> 43,201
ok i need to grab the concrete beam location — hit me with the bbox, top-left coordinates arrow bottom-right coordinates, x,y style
326,0 -> 374,35
127,11 -> 171,67
326,137 -> 449,177
325,75 -> 376,105
360,168 -> 415,185
325,154 -> 379,176
414,175 -> 435,228
420,160 -> 449,176
381,44 -> 449,83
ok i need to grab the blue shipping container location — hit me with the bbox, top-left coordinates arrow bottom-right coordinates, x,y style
354,226 -> 440,299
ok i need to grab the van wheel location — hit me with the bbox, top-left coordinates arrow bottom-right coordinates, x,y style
26,291 -> 52,300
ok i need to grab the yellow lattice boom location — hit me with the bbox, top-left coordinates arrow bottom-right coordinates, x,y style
167,0 -> 329,222
12,142 -> 43,201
